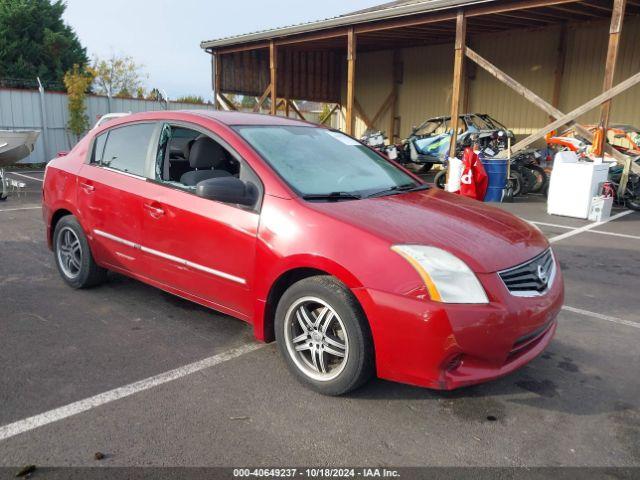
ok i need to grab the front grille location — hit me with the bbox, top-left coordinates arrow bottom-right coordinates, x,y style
498,249 -> 555,297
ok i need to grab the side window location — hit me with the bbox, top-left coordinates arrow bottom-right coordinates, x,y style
155,125 -> 240,189
99,123 -> 156,176
154,124 -> 262,210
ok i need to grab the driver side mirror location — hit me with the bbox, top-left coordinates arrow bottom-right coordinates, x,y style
196,177 -> 257,207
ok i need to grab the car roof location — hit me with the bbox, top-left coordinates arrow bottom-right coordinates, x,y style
109,110 -> 316,128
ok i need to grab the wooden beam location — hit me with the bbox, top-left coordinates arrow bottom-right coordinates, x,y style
288,100 -> 306,121
320,104 -> 339,125
466,0 -> 579,17
465,46 -> 632,167
550,22 -> 568,120
600,0 -> 626,128
253,85 -> 271,112
214,43 -> 269,55
449,10 -> 466,159
276,28 -> 348,46
371,91 -> 397,128
353,98 -> 374,130
346,27 -> 356,135
270,41 -> 277,115
602,0 -> 629,195
499,71 -> 640,157
217,93 -> 237,111
214,54 -> 222,110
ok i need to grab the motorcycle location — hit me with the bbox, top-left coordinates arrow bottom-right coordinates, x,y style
608,165 -> 640,211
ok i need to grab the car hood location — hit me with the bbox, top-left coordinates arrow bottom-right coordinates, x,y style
307,188 -> 549,273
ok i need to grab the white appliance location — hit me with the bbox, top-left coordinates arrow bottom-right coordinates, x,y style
547,151 -> 611,219
588,196 -> 613,222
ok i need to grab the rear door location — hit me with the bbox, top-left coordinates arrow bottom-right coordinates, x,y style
77,122 -> 159,274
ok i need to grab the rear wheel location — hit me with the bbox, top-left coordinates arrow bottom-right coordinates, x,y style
53,215 -> 107,289
434,170 -> 446,189
509,171 -> 523,197
527,164 -> 548,194
275,276 -> 374,395
626,195 -> 640,211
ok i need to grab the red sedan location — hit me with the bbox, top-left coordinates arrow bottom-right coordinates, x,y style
42,111 -> 563,395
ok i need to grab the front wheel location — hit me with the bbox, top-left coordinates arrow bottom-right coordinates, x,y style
53,215 -> 107,289
275,276 -> 374,396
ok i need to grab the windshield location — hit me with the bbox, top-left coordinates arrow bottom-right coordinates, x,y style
234,126 -> 419,198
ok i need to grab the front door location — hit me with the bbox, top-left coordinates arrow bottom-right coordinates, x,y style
138,124 -> 260,319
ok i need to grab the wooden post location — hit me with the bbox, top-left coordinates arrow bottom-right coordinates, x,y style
214,53 -> 222,110
600,0 -> 629,195
346,27 -> 356,136
600,0 -> 626,129
389,50 -> 402,143
550,22 -> 567,121
270,41 -> 277,116
449,10 -> 466,160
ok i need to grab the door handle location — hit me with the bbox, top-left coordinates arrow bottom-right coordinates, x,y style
143,202 -> 165,218
80,182 -> 95,193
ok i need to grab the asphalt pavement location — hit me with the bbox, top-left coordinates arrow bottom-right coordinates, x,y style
0,171 -> 638,469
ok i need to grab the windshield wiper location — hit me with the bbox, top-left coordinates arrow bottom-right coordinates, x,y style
302,191 -> 362,201
367,183 -> 429,198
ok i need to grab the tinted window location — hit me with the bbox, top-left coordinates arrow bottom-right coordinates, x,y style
100,123 -> 155,176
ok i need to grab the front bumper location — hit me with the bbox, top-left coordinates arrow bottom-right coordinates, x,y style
352,267 -> 564,390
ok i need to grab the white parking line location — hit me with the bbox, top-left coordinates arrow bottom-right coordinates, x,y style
587,230 -> 640,241
562,305 -> 640,329
526,220 -> 577,230
549,210 -> 634,243
0,205 -> 41,213
7,172 -> 44,182
0,343 -> 264,442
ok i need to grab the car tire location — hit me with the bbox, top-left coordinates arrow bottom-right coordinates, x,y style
434,170 -> 446,190
275,276 -> 374,396
53,215 -> 107,289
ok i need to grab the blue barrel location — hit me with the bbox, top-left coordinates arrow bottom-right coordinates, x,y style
481,158 -> 508,202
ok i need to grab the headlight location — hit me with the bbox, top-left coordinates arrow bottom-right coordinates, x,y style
391,245 -> 489,304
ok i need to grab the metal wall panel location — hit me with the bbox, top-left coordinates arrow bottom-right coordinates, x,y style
349,17 -> 640,141
0,89 -> 214,163
561,16 -> 640,126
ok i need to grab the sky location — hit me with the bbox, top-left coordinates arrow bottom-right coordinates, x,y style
62,0 -> 382,101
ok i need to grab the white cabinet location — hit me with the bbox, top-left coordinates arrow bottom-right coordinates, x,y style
547,152 -> 611,219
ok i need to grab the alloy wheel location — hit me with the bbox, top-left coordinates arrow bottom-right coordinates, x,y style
56,226 -> 83,279
284,296 -> 349,382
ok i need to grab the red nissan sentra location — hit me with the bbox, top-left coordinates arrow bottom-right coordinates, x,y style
42,111 -> 563,395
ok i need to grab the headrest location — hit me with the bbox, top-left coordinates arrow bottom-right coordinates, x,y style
189,137 -> 225,169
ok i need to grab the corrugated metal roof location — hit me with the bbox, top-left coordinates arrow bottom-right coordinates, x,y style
200,0 -> 494,50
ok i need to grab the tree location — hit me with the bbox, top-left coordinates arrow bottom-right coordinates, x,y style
240,95 -> 256,109
92,54 -> 146,98
0,0 -> 88,85
176,95 -> 205,104
63,64 -> 95,137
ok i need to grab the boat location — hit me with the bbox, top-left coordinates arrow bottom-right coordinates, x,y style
0,130 -> 41,200
0,130 -> 40,166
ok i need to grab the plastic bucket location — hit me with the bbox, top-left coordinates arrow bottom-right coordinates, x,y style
481,158 -> 508,202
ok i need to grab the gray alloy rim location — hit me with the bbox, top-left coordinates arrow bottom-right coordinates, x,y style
56,226 -> 83,279
284,296 -> 349,382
